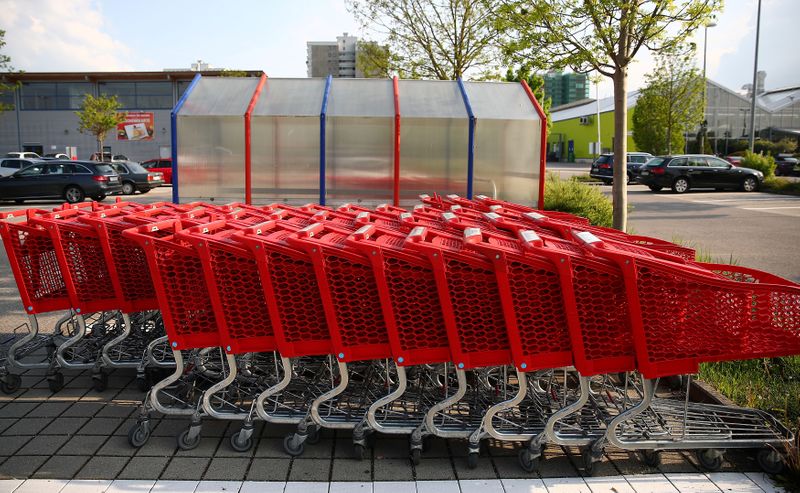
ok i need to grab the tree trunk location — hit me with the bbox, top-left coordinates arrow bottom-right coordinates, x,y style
97,136 -> 102,161
612,69 -> 628,231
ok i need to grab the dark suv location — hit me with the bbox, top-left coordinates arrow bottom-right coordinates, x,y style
590,152 -> 654,184
0,160 -> 122,204
636,155 -> 764,193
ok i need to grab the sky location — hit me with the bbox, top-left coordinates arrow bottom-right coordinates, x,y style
0,0 -> 797,99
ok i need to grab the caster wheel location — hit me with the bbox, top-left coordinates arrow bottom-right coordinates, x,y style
0,374 -> 21,394
518,448 -> 540,473
48,372 -> 64,393
92,371 -> 108,392
582,448 -> 596,476
283,434 -> 305,456
177,428 -> 201,451
410,448 -> 422,466
695,449 -> 723,471
756,449 -> 784,475
467,452 -> 479,469
229,430 -> 253,453
305,428 -> 321,445
354,443 -> 367,461
135,376 -> 150,392
422,435 -> 434,452
641,450 -> 661,468
127,423 -> 151,448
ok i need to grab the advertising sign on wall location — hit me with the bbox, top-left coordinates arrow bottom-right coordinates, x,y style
117,112 -> 154,141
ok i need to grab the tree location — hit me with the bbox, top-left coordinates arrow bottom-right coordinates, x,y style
357,40 -> 394,78
218,69 -> 249,77
632,47 -> 703,155
495,0 -> 720,231
0,29 -> 18,114
503,65 -> 552,132
346,0 -> 501,80
76,95 -> 126,161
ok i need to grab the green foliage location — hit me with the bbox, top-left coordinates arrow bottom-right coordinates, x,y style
632,47 -> 703,155
728,138 -> 798,156
763,176 -> 800,196
346,0 -> 500,80
218,70 -> 249,77
503,65 -> 551,132
76,95 -> 126,156
356,40 -> 393,78
741,150 -> 776,178
0,29 -> 18,114
543,173 -> 613,227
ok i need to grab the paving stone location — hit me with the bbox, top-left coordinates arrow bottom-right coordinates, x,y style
16,387 -> 52,400
96,403 -> 135,418
334,438 -> 365,459
373,439 -> 410,459
537,450 -> 580,478
0,455 -> 49,479
485,439 -> 520,457
0,418 -> 17,434
48,387 -> 89,401
287,458 -> 331,481
373,458 -> 414,481
214,435 -> 257,458
0,402 -> 39,418
453,454 -> 497,480
41,417 -> 89,435
606,450 -> 657,476
658,451 -> 700,474
152,419 -> 183,437
161,457 -> 211,480
118,456 -> 171,480
493,456 -> 542,480
17,434 -> 71,455
65,377 -> 95,389
255,438 -> 287,458
26,402 -> 71,418
261,423 -> 297,438
293,439 -> 333,459
114,417 -> 149,436
77,417 -> 124,435
246,458 -> 291,481
414,458 -> 457,480
33,455 -> 90,479
201,420 -> 230,437
135,436 -> 177,457
0,435 -> 33,455
97,435 -> 138,457
174,436 -> 221,457
62,402 -> 104,417
75,456 -> 129,480
421,437 -> 450,458
58,435 -> 109,456
203,457 -> 251,480
2,417 -> 50,435
330,457 -> 372,482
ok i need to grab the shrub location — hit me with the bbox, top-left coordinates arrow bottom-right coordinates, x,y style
543,173 -> 613,227
741,150 -> 776,178
763,176 -> 800,196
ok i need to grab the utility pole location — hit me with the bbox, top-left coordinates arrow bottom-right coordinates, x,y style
748,0 -> 762,151
700,22 -> 716,154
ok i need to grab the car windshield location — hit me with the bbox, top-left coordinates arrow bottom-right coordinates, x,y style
126,162 -> 147,173
646,158 -> 666,167
94,164 -> 115,174
595,155 -> 612,164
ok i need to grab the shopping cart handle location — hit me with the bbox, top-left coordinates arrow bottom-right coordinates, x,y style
351,224 -> 376,240
418,194 -> 431,200
441,212 -> 459,223
482,212 -> 504,224
522,211 -> 547,222
475,194 -> 489,201
518,230 -> 544,249
489,204 -> 503,212
573,230 -> 605,247
413,204 -> 425,211
336,203 -> 354,212
242,220 -> 277,236
355,211 -> 371,223
406,226 -> 427,242
299,203 -> 318,212
450,204 -> 463,212
297,222 -> 325,238
463,227 -> 482,243
376,203 -> 389,211
311,210 -> 330,221
446,194 -> 460,200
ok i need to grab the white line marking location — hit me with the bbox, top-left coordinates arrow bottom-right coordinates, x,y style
741,206 -> 800,210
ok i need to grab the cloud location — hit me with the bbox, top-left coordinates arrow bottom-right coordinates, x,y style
0,0 -> 134,71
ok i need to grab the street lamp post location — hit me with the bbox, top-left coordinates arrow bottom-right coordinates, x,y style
699,21 -> 716,154
749,0 -> 762,151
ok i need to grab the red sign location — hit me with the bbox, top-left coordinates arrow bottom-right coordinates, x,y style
117,112 -> 154,141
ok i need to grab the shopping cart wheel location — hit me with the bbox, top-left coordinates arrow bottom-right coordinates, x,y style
305,428 -> 321,445
756,449 -> 785,475
410,448 -> 422,466
230,430 -> 254,453
128,423 -> 151,448
135,375 -> 150,392
582,447 -> 601,476
695,449 -> 723,471
641,450 -> 661,468
467,452 -> 479,469
354,443 -> 367,461
0,374 -> 22,394
92,371 -> 108,392
177,428 -> 201,451
48,372 -> 64,393
517,448 -> 540,473
283,435 -> 305,456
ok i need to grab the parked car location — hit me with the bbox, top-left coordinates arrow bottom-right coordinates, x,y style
636,154 -> 763,193
5,151 -> 41,159
775,155 -> 800,177
0,160 -> 122,204
43,153 -> 70,159
0,157 -> 42,177
89,152 -> 129,162
111,161 -> 164,194
725,155 -> 744,166
140,158 -> 173,184
589,152 -> 654,185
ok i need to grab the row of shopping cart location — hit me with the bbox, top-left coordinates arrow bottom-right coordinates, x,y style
0,195 -> 797,475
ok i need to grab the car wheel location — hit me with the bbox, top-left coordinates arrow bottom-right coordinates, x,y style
648,185 -> 663,192
93,195 -> 107,202
121,181 -> 136,195
64,186 -> 85,204
672,177 -> 690,194
627,173 -> 634,184
602,179 -> 612,186
139,188 -> 151,194
742,176 -> 758,192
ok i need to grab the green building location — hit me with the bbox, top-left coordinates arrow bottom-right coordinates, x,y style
543,71 -> 590,107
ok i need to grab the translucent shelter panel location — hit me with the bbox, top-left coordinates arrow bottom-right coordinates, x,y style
179,77 -> 261,116
326,78 -> 395,202
177,115 -> 246,201
398,80 -> 469,201
251,79 -> 327,203
465,81 -> 542,205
